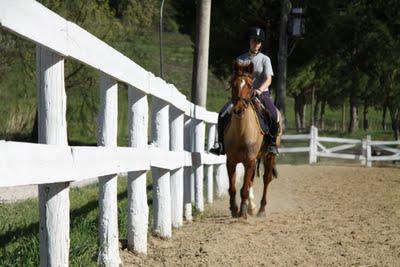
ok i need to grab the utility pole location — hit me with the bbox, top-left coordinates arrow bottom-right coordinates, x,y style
159,0 -> 165,78
191,0 -> 212,214
276,0 -> 292,121
191,0 -> 212,107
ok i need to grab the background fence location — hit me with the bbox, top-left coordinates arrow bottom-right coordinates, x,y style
1,1 -> 399,266
281,126 -> 400,167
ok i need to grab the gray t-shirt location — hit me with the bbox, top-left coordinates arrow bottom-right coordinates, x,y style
236,52 -> 274,90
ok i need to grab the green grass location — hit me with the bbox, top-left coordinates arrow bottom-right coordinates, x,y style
0,177 -> 144,266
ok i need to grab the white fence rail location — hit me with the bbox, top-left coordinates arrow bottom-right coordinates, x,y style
0,1 -> 227,265
280,126 -> 400,166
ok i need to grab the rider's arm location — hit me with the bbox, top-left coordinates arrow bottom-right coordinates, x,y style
255,75 -> 272,94
254,56 -> 273,95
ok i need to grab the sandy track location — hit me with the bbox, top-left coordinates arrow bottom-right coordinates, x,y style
121,165 -> 400,266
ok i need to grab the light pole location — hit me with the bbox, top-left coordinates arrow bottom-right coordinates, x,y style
159,0 -> 165,79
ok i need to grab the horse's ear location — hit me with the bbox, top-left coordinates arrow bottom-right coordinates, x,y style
233,60 -> 240,72
247,62 -> 254,74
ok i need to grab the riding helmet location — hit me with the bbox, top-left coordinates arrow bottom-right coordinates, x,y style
248,27 -> 265,42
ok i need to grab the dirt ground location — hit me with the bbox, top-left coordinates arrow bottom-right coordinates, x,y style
121,164 -> 400,267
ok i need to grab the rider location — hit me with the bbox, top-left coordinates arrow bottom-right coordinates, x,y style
210,26 -> 279,155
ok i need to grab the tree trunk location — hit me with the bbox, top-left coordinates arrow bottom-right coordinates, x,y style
276,0 -> 291,121
382,105 -> 387,130
341,102 -> 346,132
390,108 -> 400,140
301,104 -> 306,130
348,89 -> 359,133
397,111 -> 400,140
309,86 -> 315,127
294,94 -> 302,133
319,101 -> 325,131
348,102 -> 358,133
313,99 -> 320,128
363,101 -> 369,131
31,109 -> 38,142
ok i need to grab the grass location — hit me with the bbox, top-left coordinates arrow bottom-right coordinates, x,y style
0,176 -> 151,266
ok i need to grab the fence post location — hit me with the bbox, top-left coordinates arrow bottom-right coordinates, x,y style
361,137 -> 367,165
97,73 -> 121,266
194,111 -> 206,212
183,116 -> 193,221
151,95 -> 172,238
309,126 -> 318,164
366,135 -> 372,167
206,124 -> 216,203
170,106 -> 184,228
127,88 -> 149,254
37,45 -> 70,267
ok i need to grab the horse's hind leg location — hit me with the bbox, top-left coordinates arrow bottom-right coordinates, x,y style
239,160 -> 256,219
257,155 -> 275,218
227,160 -> 238,218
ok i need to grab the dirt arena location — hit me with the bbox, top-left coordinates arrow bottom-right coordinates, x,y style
121,165 -> 400,266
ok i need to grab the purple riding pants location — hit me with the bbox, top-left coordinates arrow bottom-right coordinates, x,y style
259,91 -> 277,122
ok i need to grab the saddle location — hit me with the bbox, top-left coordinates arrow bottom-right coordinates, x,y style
251,97 -> 271,136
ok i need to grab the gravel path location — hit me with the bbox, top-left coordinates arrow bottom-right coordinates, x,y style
121,165 -> 400,266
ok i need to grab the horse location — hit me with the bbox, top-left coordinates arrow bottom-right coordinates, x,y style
224,61 -> 282,219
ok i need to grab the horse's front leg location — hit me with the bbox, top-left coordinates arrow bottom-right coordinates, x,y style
239,159 -> 256,219
227,160 -> 238,217
248,179 -> 257,216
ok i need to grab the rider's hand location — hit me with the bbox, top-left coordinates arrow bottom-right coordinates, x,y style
254,89 -> 262,96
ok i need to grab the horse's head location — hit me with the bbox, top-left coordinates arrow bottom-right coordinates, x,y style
230,61 -> 254,117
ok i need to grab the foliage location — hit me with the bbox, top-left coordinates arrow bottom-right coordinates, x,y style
173,0 -> 400,137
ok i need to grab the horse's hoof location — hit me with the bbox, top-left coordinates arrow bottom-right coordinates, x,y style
248,207 -> 257,216
239,203 -> 248,218
257,210 -> 266,218
239,213 -> 248,220
230,207 -> 239,218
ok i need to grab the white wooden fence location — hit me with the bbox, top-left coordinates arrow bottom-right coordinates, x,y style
1,1 -> 399,266
0,1 -> 229,266
281,126 -> 400,166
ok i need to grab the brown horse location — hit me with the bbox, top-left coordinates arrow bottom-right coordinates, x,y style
224,61 -> 282,219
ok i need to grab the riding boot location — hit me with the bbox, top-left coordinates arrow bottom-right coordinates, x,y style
266,119 -> 279,155
209,123 -> 225,155
209,103 -> 232,155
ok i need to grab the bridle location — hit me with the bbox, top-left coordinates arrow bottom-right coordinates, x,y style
231,72 -> 256,108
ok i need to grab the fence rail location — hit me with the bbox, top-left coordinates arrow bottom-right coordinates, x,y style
280,126 -> 400,166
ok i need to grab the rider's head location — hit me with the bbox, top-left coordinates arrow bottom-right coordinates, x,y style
248,27 -> 265,54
